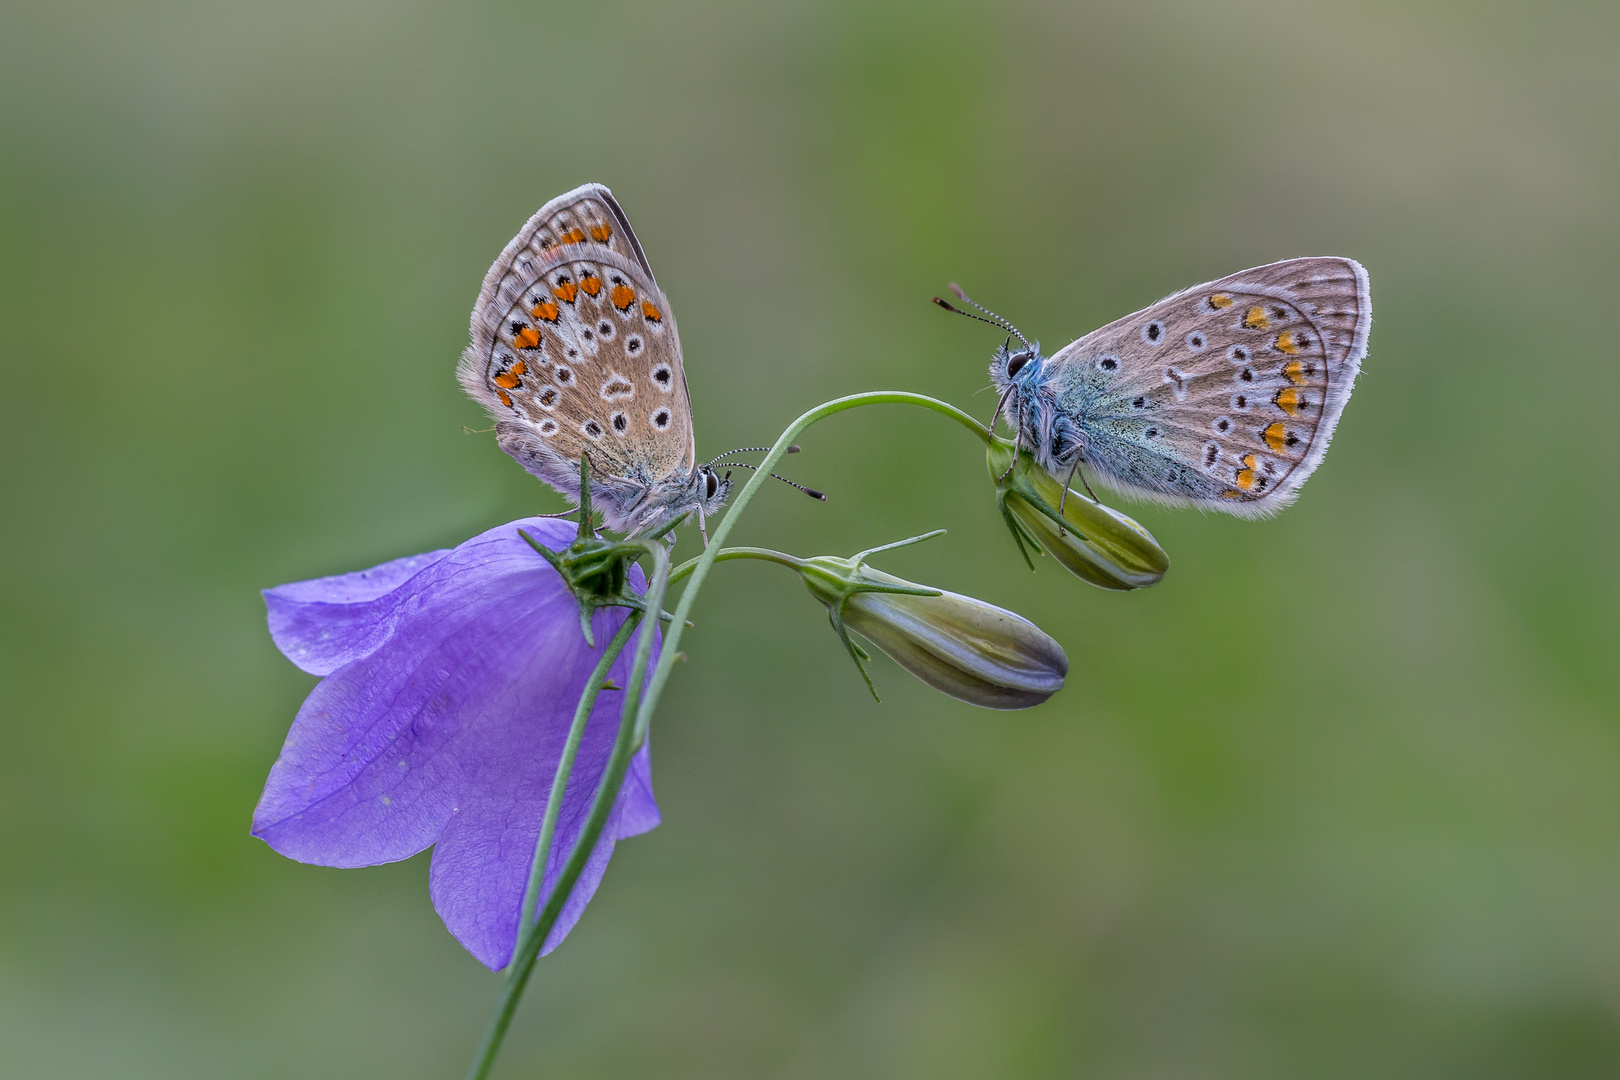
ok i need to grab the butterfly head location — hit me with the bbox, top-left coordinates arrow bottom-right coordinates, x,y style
695,464 -> 732,516
630,464 -> 732,536
991,338 -> 1045,392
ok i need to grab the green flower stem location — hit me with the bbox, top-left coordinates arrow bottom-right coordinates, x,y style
668,546 -> 806,585
634,392 -> 988,748
515,613 -> 641,954
464,539 -> 668,1080
465,391 -> 986,1079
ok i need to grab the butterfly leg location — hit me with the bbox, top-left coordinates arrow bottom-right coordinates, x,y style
697,509 -> 710,549
1057,457 -> 1081,536
989,384 -> 1020,482
1054,456 -> 1101,534
996,397 -> 1023,483
1076,464 -> 1099,504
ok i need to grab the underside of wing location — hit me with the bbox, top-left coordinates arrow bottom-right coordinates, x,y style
459,185 -> 694,519
1044,257 -> 1370,516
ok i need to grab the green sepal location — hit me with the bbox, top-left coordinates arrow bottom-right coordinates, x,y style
519,456 -> 681,645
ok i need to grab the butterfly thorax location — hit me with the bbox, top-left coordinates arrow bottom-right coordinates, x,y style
988,341 -> 1087,477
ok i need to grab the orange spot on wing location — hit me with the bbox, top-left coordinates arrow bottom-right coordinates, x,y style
640,300 -> 662,322
510,359 -> 526,377
494,369 -> 521,389
1262,421 -> 1287,452
1220,489 -> 1244,499
1242,306 -> 1269,330
1274,387 -> 1304,415
1235,467 -> 1257,491
532,300 -> 560,323
1209,293 -> 1234,309
611,284 -> 635,310
1282,359 -> 1306,384
558,227 -> 586,244
588,223 -> 613,242
512,327 -> 541,349
1241,453 -> 1256,469
553,280 -> 578,304
580,274 -> 602,297
1275,330 -> 1299,354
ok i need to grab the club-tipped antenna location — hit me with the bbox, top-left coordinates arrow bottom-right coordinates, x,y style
932,283 -> 1033,352
706,444 -> 801,469
722,461 -> 826,501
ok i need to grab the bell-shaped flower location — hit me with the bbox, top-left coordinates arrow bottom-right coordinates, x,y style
988,438 -> 1170,590
253,517 -> 659,970
795,533 -> 1068,709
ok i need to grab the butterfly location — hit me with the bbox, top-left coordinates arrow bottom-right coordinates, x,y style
459,183 -> 733,536
942,257 -> 1370,516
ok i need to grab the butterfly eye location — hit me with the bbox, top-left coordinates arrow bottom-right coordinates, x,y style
1006,351 -> 1032,377
705,471 -> 719,499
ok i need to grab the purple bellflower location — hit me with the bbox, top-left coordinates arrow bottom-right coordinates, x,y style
253,517 -> 660,970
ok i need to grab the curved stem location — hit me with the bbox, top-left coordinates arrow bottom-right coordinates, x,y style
515,614 -> 640,954
464,391 -> 983,1079
668,546 -> 806,585
632,392 -> 985,751
463,541 -> 668,1080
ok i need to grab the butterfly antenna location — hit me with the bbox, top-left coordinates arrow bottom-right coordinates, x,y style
723,462 -> 826,501
932,283 -> 1033,351
706,445 -> 801,469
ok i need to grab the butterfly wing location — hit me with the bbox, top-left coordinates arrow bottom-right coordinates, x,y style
1043,257 -> 1370,516
459,185 -> 696,524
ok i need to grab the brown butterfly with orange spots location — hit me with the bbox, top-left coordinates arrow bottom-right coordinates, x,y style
460,184 -> 735,536
943,257 -> 1371,515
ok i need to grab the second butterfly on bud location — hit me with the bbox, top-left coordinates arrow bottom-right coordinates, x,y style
988,438 -> 1170,591
793,532 -> 1068,710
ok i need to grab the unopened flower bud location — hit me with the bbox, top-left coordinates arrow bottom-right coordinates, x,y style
988,439 -> 1169,591
797,535 -> 1067,709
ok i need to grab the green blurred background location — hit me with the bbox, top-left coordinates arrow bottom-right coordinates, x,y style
3,0 -> 1618,1076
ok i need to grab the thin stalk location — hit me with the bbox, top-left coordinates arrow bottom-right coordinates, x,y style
643,392 -> 988,736
515,613 -> 640,956
463,541 -> 667,1080
464,391 -> 985,1079
668,545 -> 806,586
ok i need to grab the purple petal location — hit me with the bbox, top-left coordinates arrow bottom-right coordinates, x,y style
428,733 -> 657,967
616,742 -> 662,840
265,549 -> 452,675
253,517 -> 660,968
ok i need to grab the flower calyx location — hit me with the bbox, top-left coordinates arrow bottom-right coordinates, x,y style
988,437 -> 1170,591
520,455 -> 678,645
